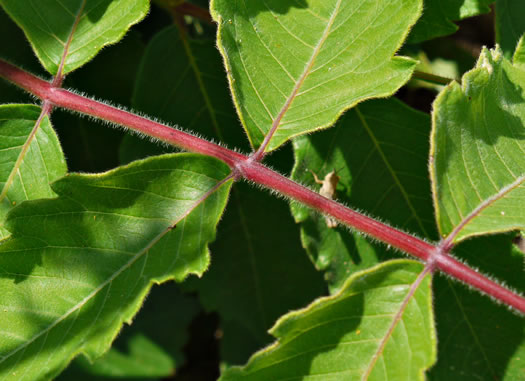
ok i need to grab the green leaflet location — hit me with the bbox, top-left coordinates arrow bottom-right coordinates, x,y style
496,0 -> 525,59
0,154 -> 232,380
211,0 -> 421,151
0,0 -> 148,75
0,104 -> 67,239
408,0 -> 493,43
431,44 -> 525,243
291,98 -> 436,292
219,260 -> 436,381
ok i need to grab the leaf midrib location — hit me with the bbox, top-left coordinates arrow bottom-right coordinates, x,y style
0,175 -> 231,367
255,0 -> 343,154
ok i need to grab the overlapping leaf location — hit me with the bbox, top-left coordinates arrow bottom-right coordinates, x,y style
211,0 -> 422,151
0,0 -> 148,75
408,0 -> 493,43
496,0 -> 525,59
0,154 -> 232,381
0,104 -> 67,239
123,26 -> 326,368
220,260 -> 436,381
291,98 -> 436,291
431,43 -> 525,243
186,183 -> 326,365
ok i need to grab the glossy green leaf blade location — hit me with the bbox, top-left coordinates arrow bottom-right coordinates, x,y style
496,0 -> 525,59
0,0 -> 148,75
408,0 -> 493,43
186,182 -> 326,365
431,45 -> 525,243
428,234 -> 525,381
0,104 -> 67,239
0,154 -> 232,381
291,98 -> 436,291
211,0 -> 422,151
219,260 -> 436,381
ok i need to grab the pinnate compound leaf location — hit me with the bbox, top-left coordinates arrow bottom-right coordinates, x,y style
0,154 -> 232,380
496,0 -> 525,59
291,98 -> 436,291
431,44 -> 525,243
219,260 -> 435,381
211,0 -> 422,152
408,0 -> 493,43
0,0 -> 149,75
0,104 -> 67,239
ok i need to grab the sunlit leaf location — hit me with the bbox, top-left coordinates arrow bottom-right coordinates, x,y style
431,44 -> 525,243
0,104 -> 67,239
220,260 -> 436,381
0,0 -> 149,75
0,154 -> 232,380
212,0 -> 421,151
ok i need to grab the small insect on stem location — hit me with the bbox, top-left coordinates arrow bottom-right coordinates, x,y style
310,169 -> 341,228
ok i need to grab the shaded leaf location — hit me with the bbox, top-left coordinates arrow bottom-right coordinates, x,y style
185,182 -> 326,359
120,24 -> 247,164
211,0 -> 421,151
0,0 -> 149,75
219,260 -> 436,381
431,45 -> 525,243
496,0 -> 525,59
0,104 -> 67,239
291,98 -> 436,291
54,31 -> 145,173
0,8 -> 46,104
58,283 -> 199,380
0,154 -> 232,380
428,234 -> 525,381
408,0 -> 493,43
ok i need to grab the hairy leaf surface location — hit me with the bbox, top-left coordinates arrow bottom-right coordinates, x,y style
211,0 -> 421,151
220,260 -> 436,381
0,0 -> 148,75
0,154 -> 232,380
291,98 -> 436,291
0,104 -> 66,239
431,45 -> 525,243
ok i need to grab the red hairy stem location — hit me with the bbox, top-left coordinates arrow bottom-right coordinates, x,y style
0,61 -> 244,167
1,59 -> 524,314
